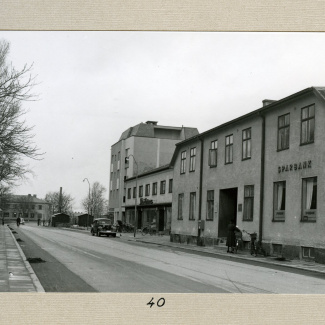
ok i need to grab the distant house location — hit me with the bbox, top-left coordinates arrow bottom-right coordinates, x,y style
76,213 -> 94,227
51,213 -> 70,227
0,194 -> 52,222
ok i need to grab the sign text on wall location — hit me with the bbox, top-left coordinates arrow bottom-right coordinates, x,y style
278,160 -> 312,173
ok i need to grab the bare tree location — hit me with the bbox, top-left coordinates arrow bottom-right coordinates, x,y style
0,39 -> 42,186
45,191 -> 74,216
82,181 -> 107,218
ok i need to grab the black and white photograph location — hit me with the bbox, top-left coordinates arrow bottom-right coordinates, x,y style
1,31 -> 325,296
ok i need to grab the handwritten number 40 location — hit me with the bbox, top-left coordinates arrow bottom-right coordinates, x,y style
147,297 -> 165,308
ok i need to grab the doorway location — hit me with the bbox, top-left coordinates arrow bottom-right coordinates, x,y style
218,187 -> 238,238
158,209 -> 165,231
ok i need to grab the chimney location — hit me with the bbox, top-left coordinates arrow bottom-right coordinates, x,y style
33,194 -> 37,198
262,99 -> 276,107
146,121 -> 158,125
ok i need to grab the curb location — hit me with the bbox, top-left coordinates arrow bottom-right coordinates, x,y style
8,226 -> 46,293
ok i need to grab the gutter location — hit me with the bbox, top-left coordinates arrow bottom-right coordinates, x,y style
259,112 -> 266,243
197,136 -> 204,246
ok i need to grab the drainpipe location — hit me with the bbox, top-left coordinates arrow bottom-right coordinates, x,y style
259,113 -> 265,243
197,136 -> 204,246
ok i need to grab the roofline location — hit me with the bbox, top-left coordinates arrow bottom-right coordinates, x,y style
125,164 -> 172,181
170,87 -> 319,166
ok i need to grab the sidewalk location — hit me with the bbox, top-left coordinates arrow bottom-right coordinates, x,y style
0,224 -> 44,292
116,231 -> 325,276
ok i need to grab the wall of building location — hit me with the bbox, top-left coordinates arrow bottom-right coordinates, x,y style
263,93 -> 325,257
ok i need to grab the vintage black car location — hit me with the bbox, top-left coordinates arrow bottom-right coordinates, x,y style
91,218 -> 116,237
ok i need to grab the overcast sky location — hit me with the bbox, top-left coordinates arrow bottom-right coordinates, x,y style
1,31 -> 325,211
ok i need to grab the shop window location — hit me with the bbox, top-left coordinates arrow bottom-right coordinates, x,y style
168,179 -> 173,193
152,182 -> 157,195
180,151 -> 186,174
206,190 -> 214,220
225,134 -> 233,164
160,180 -> 166,194
209,140 -> 218,167
127,188 -> 131,199
145,184 -> 150,196
189,147 -> 196,172
242,128 -> 251,160
178,193 -> 184,220
243,185 -> 254,221
273,181 -> 286,221
278,113 -> 290,150
302,246 -> 315,260
301,104 -> 315,145
189,192 -> 196,220
139,185 -> 143,197
302,177 -> 317,222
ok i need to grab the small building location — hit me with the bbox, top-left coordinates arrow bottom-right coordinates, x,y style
76,213 -> 94,227
51,213 -> 70,227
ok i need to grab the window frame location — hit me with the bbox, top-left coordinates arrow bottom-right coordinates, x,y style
300,104 -> 315,146
273,181 -> 286,222
301,176 -> 317,222
189,192 -> 196,220
225,134 -> 233,164
133,186 -> 137,198
160,180 -> 166,194
242,128 -> 252,160
277,113 -> 290,151
209,140 -> 218,167
127,188 -> 131,199
189,147 -> 196,172
145,184 -> 150,197
206,190 -> 214,221
180,150 -> 187,174
243,185 -> 254,221
178,193 -> 184,220
168,179 -> 173,193
152,182 -> 157,196
139,185 -> 143,197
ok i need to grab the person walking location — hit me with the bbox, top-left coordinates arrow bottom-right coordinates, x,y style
226,219 -> 237,253
16,216 -> 21,227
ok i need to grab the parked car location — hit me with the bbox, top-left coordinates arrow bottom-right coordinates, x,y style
91,218 -> 116,237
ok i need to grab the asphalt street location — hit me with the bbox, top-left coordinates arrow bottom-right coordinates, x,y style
12,224 -> 325,293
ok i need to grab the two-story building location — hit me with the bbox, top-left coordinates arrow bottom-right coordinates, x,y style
169,87 -> 325,263
0,194 -> 52,223
124,165 -> 173,234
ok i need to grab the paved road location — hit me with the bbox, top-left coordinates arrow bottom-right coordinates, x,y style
15,224 -> 325,293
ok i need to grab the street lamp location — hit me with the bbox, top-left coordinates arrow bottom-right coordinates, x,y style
125,154 -> 138,238
83,178 -> 91,230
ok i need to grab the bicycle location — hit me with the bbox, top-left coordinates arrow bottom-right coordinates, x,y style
243,230 -> 258,256
141,225 -> 157,236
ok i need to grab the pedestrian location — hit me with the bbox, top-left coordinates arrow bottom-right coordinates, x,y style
226,219 -> 239,253
37,218 -> 40,226
16,216 -> 21,227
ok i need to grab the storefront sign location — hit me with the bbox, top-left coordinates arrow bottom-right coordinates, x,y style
140,198 -> 153,205
278,160 -> 312,173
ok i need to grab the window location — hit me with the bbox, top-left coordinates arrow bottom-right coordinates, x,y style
116,178 -> 119,190
31,213 -> 35,218
189,192 -> 196,220
180,151 -> 186,174
125,148 -> 129,168
152,182 -> 157,195
178,193 -> 184,220
32,205 -> 35,210
209,140 -> 218,167
273,181 -> 286,221
243,185 -> 254,221
302,177 -> 317,222
206,190 -> 214,220
278,114 -> 290,150
225,134 -> 233,164
127,188 -> 131,199
139,185 -> 143,197
160,180 -> 166,194
133,187 -> 137,198
117,151 -> 120,170
38,205 -> 42,210
189,147 -> 196,172
301,104 -> 315,145
145,184 -> 150,196
168,179 -> 173,193
242,128 -> 251,159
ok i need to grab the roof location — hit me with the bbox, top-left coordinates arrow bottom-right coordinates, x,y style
9,195 -> 50,205
170,86 -> 325,165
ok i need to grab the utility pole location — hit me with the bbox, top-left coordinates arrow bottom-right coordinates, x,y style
83,178 -> 91,230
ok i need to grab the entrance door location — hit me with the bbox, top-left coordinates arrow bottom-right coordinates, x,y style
218,188 -> 238,238
158,209 -> 165,231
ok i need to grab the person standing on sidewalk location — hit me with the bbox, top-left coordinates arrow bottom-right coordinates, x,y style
16,216 -> 21,227
226,219 -> 239,253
